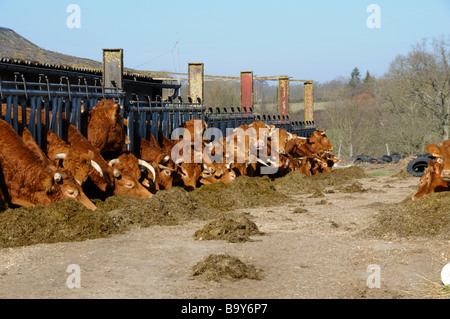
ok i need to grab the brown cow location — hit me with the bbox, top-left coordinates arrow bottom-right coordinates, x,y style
426,140 -> 450,182
0,119 -> 92,208
269,128 -> 294,155
15,124 -> 97,210
308,130 -> 334,153
412,159 -> 449,200
85,99 -> 129,153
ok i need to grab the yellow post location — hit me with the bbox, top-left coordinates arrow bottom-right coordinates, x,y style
102,48 -> 123,92
304,81 -> 314,122
278,76 -> 289,117
188,63 -> 204,104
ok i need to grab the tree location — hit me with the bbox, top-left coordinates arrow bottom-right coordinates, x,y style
382,36 -> 450,141
349,67 -> 361,88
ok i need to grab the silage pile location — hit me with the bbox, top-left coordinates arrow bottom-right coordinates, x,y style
193,214 -> 265,243
364,191 -> 450,240
0,166 -> 369,248
190,254 -> 264,282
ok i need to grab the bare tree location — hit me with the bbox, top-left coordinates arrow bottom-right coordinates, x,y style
386,36 -> 450,140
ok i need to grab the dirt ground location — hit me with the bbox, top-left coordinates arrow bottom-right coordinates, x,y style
1,162 -> 450,300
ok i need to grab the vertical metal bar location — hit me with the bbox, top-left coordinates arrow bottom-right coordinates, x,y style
5,95 -> 12,124
151,111 -> 158,141
57,97 -> 63,138
50,97 -> 58,134
21,96 -> 27,127
304,81 -> 314,122
163,108 -> 169,138
188,63 -> 204,105
139,111 -> 146,139
65,98 -> 71,121
37,97 -> 42,147
127,111 -> 134,153
278,76 -> 289,118
44,97 -> 50,129
28,96 -> 36,139
70,97 -> 77,125
12,95 -> 19,132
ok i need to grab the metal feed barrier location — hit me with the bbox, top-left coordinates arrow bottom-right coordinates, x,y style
0,73 -> 316,154
0,74 -> 123,147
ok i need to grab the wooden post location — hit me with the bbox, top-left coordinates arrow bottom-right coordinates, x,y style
102,49 -> 123,92
240,71 -> 253,113
188,63 -> 204,104
278,76 -> 289,117
304,81 -> 314,122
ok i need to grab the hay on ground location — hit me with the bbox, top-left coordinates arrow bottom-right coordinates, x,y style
191,175 -> 289,211
190,254 -> 263,282
193,215 -> 265,243
364,192 -> 450,239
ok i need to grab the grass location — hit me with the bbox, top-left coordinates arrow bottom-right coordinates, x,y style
368,171 -> 400,177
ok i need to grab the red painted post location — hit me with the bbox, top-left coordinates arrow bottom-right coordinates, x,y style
240,71 -> 253,114
278,76 -> 289,117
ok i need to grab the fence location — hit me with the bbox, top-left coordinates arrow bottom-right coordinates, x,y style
0,73 -> 316,153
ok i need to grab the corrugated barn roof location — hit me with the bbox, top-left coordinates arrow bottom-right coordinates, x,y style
0,27 -> 177,81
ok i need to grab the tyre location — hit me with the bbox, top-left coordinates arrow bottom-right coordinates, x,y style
406,154 -> 433,177
378,155 -> 392,164
354,155 -> 369,164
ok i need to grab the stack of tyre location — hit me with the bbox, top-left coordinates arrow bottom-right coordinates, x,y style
353,152 -> 433,177
353,152 -> 404,165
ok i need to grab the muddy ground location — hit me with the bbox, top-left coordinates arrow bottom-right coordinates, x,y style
1,163 -> 450,299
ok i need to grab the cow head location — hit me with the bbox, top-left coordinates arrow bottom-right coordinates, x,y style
426,140 -> 450,182
308,130 -> 334,153
53,167 -> 97,210
108,155 -> 153,198
54,149 -> 103,186
199,162 -> 236,185
412,159 -> 449,200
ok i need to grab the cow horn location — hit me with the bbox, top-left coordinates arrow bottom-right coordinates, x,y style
256,158 -> 269,167
158,164 -> 175,171
286,159 -> 290,168
163,155 -> 170,163
108,159 -> 120,166
113,169 -> 121,178
90,160 -> 103,177
138,159 -> 156,182
203,163 -> 211,174
54,153 -> 67,160
54,173 -> 62,182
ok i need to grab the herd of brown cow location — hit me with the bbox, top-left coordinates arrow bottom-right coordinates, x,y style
1,99 -> 448,211
0,99 -> 338,210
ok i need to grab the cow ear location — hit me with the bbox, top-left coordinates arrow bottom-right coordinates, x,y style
109,104 -> 120,121
39,172 -> 54,193
426,144 -> 442,157
87,150 -> 95,160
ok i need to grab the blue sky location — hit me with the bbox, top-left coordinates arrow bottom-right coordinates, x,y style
0,0 -> 449,83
